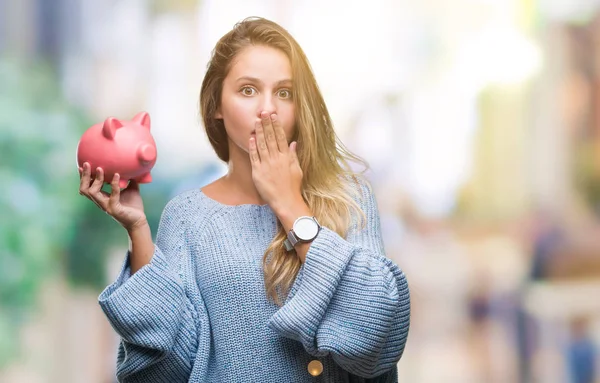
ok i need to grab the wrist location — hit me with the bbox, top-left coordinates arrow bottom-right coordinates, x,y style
126,221 -> 155,274
283,215 -> 322,252
127,219 -> 150,238
275,198 -> 312,233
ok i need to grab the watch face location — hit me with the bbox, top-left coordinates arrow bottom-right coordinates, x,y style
294,217 -> 319,241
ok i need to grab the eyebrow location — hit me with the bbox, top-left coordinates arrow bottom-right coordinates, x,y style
236,76 -> 293,86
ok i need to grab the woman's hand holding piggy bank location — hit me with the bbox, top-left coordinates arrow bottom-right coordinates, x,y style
77,112 -> 157,231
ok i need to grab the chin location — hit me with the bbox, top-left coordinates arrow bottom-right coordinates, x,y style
237,142 -> 251,155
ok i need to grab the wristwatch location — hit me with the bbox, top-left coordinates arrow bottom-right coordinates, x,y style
284,216 -> 321,251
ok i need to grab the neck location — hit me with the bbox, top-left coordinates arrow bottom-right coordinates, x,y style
223,141 -> 266,205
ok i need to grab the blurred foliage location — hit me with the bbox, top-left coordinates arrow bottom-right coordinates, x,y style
0,56 -> 173,368
0,57 -> 91,367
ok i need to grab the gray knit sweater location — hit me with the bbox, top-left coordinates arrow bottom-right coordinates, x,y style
98,177 -> 410,382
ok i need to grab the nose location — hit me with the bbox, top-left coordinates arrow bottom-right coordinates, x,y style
258,94 -> 276,117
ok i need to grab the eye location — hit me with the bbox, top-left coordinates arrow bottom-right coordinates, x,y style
277,89 -> 292,99
240,86 -> 257,96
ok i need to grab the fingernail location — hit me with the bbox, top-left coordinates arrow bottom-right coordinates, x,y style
261,111 -> 269,118
271,113 -> 277,121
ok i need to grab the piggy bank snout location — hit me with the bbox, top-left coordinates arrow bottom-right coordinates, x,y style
138,143 -> 157,164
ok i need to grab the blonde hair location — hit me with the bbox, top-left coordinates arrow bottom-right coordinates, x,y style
199,16 -> 368,306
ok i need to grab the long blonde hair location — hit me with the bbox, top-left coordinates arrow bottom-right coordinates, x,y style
199,16 -> 368,306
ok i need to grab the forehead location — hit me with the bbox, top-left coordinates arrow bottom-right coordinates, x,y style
227,45 -> 292,81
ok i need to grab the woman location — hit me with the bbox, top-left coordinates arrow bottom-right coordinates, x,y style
79,16 -> 410,383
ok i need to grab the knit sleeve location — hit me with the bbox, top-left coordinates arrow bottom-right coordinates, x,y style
98,198 -> 201,382
267,177 -> 410,379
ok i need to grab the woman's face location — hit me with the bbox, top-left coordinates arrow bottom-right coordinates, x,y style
215,45 -> 296,155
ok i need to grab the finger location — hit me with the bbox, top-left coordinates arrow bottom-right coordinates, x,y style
272,113 -> 288,153
107,173 -> 121,214
249,137 -> 260,165
89,167 -> 109,210
87,163 -> 97,187
79,166 -> 94,188
79,162 -> 91,195
255,118 -> 269,159
261,111 -> 278,155
289,141 -> 299,165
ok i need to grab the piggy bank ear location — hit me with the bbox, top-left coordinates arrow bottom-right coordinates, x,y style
132,112 -> 151,130
102,117 -> 124,140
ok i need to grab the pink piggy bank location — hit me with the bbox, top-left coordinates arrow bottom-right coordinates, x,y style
76,111 -> 157,189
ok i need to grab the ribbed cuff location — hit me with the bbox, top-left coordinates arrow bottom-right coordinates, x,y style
267,227 -> 356,355
98,246 -> 185,352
